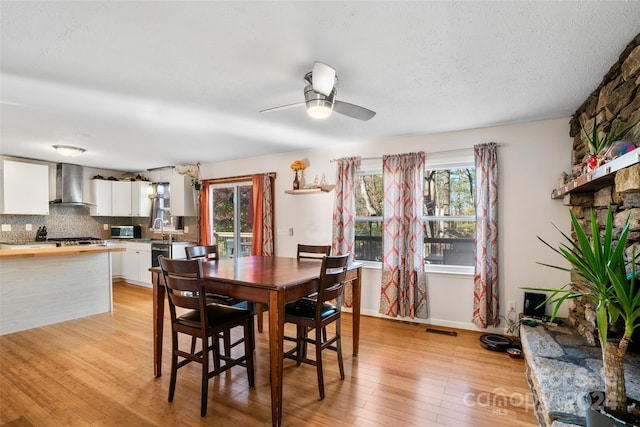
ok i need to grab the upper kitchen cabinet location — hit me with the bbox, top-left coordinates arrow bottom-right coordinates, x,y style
148,167 -> 173,184
131,181 -> 152,217
90,179 -> 152,217
90,179 -> 112,216
169,169 -> 196,217
0,160 -> 49,215
111,181 -> 132,216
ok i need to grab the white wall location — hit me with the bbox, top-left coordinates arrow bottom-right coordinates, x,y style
200,117 -> 574,333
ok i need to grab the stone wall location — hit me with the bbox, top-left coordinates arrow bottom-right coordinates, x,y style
565,32 -> 640,346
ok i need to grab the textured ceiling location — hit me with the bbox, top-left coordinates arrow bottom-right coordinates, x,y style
1,1 -> 640,172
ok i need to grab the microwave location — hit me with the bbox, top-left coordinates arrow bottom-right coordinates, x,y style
111,225 -> 141,239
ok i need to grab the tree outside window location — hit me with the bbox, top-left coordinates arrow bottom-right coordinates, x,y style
354,165 -> 475,266
210,184 -> 253,258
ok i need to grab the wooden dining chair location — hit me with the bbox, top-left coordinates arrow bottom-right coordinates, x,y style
185,244 -> 238,304
159,256 -> 255,417
297,244 -> 331,299
186,244 -> 267,333
185,245 -> 241,354
297,244 -> 331,259
185,244 -> 219,261
283,254 -> 349,400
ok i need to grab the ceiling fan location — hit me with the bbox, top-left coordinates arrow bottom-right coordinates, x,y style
260,62 -> 376,121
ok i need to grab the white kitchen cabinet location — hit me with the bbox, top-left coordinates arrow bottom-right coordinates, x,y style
131,181 -> 152,217
112,250 -> 124,278
148,168 -> 172,184
121,242 -> 152,287
107,241 -> 125,281
111,181 -> 132,216
91,180 -> 150,217
170,169 -> 196,217
0,160 -> 49,215
90,180 -> 112,216
121,248 -> 137,281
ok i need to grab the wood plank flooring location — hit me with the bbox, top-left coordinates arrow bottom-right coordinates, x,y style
0,283 -> 537,426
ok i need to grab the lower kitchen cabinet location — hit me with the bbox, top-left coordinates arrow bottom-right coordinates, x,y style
106,241 -> 125,281
121,242 -> 152,287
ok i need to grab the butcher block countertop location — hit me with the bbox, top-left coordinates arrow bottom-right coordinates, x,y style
0,245 -> 124,259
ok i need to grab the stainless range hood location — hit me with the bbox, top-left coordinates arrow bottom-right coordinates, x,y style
52,163 -> 88,205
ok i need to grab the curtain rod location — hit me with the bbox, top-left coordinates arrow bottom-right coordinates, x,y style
203,172 -> 276,185
329,144 -> 501,163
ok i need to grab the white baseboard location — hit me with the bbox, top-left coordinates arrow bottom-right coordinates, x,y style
121,280 -> 153,289
347,307 -> 506,335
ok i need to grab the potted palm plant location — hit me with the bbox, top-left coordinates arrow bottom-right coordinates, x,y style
580,118 -> 637,171
527,205 -> 639,426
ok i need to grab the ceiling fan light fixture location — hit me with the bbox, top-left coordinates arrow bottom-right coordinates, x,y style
304,84 -> 335,119
53,145 -> 86,157
306,100 -> 333,119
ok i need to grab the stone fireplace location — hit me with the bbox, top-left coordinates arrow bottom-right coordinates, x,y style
562,32 -> 640,347
518,33 -> 640,427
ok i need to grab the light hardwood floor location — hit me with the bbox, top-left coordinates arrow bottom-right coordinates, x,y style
0,283 -> 538,426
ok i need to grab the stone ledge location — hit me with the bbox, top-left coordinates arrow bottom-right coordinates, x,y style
521,323 -> 640,427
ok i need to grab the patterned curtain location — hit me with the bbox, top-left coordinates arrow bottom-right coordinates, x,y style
198,180 -> 212,246
472,143 -> 499,328
379,152 -> 427,319
251,173 -> 274,256
332,156 -> 360,306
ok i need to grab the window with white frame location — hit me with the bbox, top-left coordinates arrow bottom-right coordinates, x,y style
354,155 -> 476,267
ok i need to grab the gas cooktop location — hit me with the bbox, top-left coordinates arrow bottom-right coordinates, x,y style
45,237 -> 105,247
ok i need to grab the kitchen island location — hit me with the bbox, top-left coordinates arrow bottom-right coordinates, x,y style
0,245 -> 123,335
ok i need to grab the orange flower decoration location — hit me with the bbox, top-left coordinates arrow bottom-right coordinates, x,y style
290,160 -> 305,171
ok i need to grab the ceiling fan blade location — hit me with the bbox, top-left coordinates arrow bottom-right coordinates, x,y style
0,100 -> 33,108
259,102 -> 305,113
333,100 -> 376,121
312,62 -> 336,97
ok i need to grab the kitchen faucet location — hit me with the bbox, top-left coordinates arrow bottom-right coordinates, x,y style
152,217 -> 173,243
152,217 -> 164,234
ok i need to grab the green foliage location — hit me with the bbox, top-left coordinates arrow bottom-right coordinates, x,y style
525,206 -> 635,349
211,185 -> 253,233
608,255 -> 639,344
580,117 -> 637,156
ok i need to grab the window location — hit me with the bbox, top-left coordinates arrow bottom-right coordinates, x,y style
423,164 -> 475,267
354,173 -> 383,261
208,182 -> 253,259
354,158 -> 476,267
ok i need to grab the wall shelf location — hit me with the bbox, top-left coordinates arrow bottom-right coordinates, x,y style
284,185 -> 335,195
551,148 -> 640,199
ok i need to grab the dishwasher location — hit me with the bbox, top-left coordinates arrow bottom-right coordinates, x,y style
151,242 -> 171,267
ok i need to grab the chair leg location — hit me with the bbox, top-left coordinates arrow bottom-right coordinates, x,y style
223,332 -> 232,360
169,331 -> 178,403
294,325 -> 303,366
201,335 -> 209,417
212,335 -> 221,370
336,318 -> 345,380
315,326 -> 325,400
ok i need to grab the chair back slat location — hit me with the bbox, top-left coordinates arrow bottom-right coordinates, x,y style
297,244 -> 331,260
186,245 -> 219,261
316,254 -> 349,304
159,256 -> 206,312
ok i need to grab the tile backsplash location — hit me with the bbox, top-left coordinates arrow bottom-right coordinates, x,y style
0,204 -> 197,243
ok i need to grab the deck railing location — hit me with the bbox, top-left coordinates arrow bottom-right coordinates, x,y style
354,235 -> 474,265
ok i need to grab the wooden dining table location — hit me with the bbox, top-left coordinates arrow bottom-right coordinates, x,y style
150,255 -> 363,427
